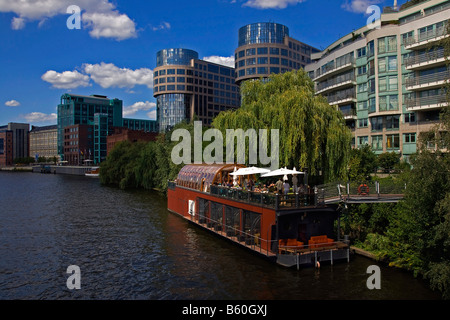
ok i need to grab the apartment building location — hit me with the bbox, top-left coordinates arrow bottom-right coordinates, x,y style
305,0 -> 449,161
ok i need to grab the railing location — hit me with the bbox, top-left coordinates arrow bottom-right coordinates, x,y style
405,47 -> 447,68
191,210 -> 277,257
406,94 -> 448,109
315,180 -> 406,203
316,72 -> 356,93
314,56 -> 355,80
327,87 -> 356,104
406,26 -> 448,47
405,70 -> 450,88
209,185 -> 319,209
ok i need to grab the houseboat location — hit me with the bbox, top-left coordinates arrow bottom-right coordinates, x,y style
167,164 -> 350,269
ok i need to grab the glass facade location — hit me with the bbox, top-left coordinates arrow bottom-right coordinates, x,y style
157,48 -> 199,67
238,23 -> 289,46
57,94 -> 123,160
157,94 -> 191,132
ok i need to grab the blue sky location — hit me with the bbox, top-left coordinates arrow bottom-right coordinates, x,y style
0,0 -> 407,126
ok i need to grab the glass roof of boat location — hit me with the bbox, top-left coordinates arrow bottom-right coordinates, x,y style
176,164 -> 245,192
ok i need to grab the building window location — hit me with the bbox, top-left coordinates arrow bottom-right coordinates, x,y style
404,113 -> 416,123
270,47 -> 279,55
257,47 -> 268,55
386,115 -> 400,130
246,58 -> 256,65
258,57 -> 268,64
371,135 -> 383,151
371,116 -> 383,132
386,134 -> 400,150
358,136 -> 369,147
404,133 -> 416,144
246,48 -> 256,56
358,118 -> 368,128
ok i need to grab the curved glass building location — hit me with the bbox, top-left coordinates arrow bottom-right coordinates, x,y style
156,48 -> 199,67
238,22 -> 289,46
235,22 -> 318,84
154,48 -> 240,132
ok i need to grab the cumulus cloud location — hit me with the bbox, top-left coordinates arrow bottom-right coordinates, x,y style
341,0 -> 383,14
41,70 -> 91,89
5,100 -> 21,107
202,55 -> 235,68
0,0 -> 137,40
21,112 -> 57,123
83,11 -> 137,41
123,101 -> 156,117
83,63 -> 153,89
242,0 -> 306,9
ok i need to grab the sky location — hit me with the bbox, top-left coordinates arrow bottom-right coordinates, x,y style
0,0 -> 410,127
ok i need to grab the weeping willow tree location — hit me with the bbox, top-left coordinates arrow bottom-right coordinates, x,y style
212,70 -> 352,183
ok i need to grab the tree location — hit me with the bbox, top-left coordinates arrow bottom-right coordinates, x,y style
378,152 -> 400,173
347,144 -> 378,181
212,70 -> 352,183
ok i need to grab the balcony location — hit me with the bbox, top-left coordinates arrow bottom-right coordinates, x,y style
405,26 -> 449,50
327,88 -> 356,106
405,94 -> 448,111
405,47 -> 449,70
316,72 -> 356,95
313,56 -> 355,82
340,108 -> 357,120
405,70 -> 449,91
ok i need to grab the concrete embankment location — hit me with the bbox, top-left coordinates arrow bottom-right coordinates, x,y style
1,166 -> 33,172
350,246 -> 378,260
32,165 -> 95,176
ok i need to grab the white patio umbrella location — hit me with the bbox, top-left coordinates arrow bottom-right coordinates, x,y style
230,166 -> 271,176
261,167 -> 304,178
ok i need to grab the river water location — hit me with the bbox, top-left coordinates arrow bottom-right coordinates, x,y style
0,172 -> 440,300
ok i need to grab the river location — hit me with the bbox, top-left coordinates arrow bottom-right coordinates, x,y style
0,172 -> 440,300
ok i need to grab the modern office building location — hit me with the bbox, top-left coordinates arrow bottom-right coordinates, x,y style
29,125 -> 58,160
57,94 -> 123,161
0,123 -> 30,165
153,48 -> 240,132
305,0 -> 449,161
57,93 -> 158,164
234,22 -> 319,84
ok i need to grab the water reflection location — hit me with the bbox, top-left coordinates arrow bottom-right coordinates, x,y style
0,172 -> 440,300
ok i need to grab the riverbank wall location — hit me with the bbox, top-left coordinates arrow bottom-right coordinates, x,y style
31,165 -> 95,176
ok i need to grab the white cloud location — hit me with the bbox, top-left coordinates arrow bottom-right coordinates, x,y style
242,0 -> 306,9
202,55 -> 235,68
5,100 -> 21,107
0,0 -> 137,40
341,0 -> 383,14
147,109 -> 157,120
21,112 -> 57,123
82,11 -> 137,41
123,101 -> 156,117
11,17 -> 25,30
41,70 -> 91,89
152,21 -> 171,31
83,62 -> 153,89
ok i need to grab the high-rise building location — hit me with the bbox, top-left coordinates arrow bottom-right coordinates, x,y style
153,48 -> 240,132
234,22 -> 319,85
305,0 -> 449,161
